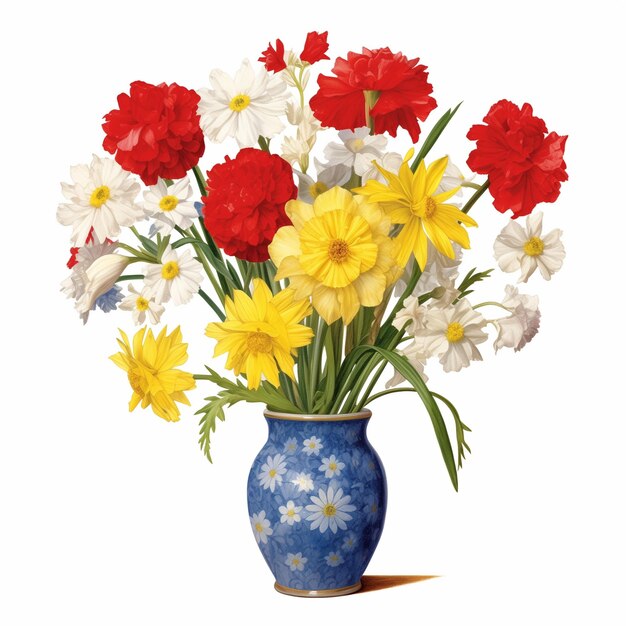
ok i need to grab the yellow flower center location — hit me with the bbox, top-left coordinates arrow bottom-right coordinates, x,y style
309,181 -> 329,198
309,442 -> 316,449
159,195 -> 179,212
136,296 -> 150,311
161,261 -> 180,280
255,522 -> 263,533
292,558 -> 300,566
247,331 -> 273,354
349,138 -> 365,151
330,554 -> 338,562
269,469 -> 277,478
90,185 -> 110,208
329,462 -> 337,471
371,503 -> 378,513
323,504 -> 337,517
328,239 -> 350,263
423,196 -> 437,218
446,322 -> 465,343
287,509 -> 295,517
229,94 -> 251,111
523,237 -> 544,256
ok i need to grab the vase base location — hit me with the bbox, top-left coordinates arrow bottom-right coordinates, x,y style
274,580 -> 362,598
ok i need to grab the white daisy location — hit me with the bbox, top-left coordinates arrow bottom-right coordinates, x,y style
119,284 -> 165,325
302,436 -> 323,456
257,453 -> 287,492
250,511 -> 273,545
323,127 -> 387,169
143,177 -> 197,235
291,472 -> 314,493
494,211 -> 565,283
493,285 -> 541,352
198,59 -> 289,147
285,552 -> 307,572
319,455 -> 346,479
324,552 -> 344,567
143,245 -> 203,305
57,154 -> 142,245
295,159 -> 351,203
412,299 -> 488,373
74,253 -> 130,316
279,500 -> 303,526
342,532 -> 358,551
305,486 -> 356,534
283,437 -> 298,454
354,151 -> 403,184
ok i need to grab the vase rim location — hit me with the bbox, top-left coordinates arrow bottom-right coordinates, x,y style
264,408 -> 372,422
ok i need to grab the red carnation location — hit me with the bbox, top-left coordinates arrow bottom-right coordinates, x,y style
202,148 -> 296,262
102,81 -> 205,186
467,100 -> 568,218
300,31 -> 329,65
259,39 -> 286,73
309,47 -> 436,143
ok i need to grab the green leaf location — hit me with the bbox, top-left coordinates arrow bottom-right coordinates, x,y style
137,235 -> 158,256
431,392 -> 472,469
455,267 -> 493,302
196,395 -> 230,463
348,345 -> 459,490
410,102 -> 462,172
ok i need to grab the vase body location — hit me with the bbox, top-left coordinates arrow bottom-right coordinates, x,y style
246,409 -> 387,597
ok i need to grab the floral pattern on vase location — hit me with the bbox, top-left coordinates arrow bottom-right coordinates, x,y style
247,410 -> 387,595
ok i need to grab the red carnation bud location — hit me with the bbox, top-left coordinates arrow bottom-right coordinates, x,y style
300,31 -> 330,65
467,100 -> 568,218
259,39 -> 287,73
102,81 -> 205,185
202,148 -> 296,262
310,47 -> 436,143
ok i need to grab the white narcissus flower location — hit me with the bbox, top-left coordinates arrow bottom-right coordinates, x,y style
143,178 -> 197,235
143,245 -> 204,305
119,284 -> 165,325
295,159 -> 351,203
493,285 -> 541,352
412,299 -> 488,373
198,59 -> 289,147
323,127 -> 387,169
57,155 -> 142,245
494,211 -> 565,283
355,151 -> 403,184
75,253 -> 131,315
281,105 -> 321,171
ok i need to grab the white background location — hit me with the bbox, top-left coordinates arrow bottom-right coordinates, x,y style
2,0 -> 625,623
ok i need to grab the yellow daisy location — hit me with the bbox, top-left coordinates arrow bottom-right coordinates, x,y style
353,151 -> 478,269
269,186 -> 398,325
205,279 -> 313,390
110,326 -> 196,422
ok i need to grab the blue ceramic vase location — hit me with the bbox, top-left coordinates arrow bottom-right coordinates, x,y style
247,409 -> 387,597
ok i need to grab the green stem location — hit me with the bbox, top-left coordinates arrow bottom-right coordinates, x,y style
473,301 -> 510,312
198,288 -> 225,320
116,242 -> 154,263
363,386 -> 414,406
117,274 -> 144,282
462,180 -> 490,214
309,314 -> 325,402
364,90 -> 380,135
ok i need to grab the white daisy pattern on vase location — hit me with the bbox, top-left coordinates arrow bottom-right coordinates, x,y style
257,453 -> 287,492
363,495 -> 380,524
143,245 -> 204,305
57,155 -> 143,245
279,500 -> 303,526
285,552 -> 307,572
250,511 -> 273,545
494,211 -> 565,283
302,436 -> 323,456
143,177 -> 198,235
319,455 -> 345,479
305,486 -> 356,534
325,552 -> 344,567
283,437 -> 298,454
342,532 -> 358,552
198,59 -> 290,147
291,472 -> 314,493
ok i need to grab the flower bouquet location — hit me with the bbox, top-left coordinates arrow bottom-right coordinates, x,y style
57,31 -> 567,596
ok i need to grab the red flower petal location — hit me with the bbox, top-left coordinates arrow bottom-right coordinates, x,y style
300,31 -> 330,65
259,39 -> 287,73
